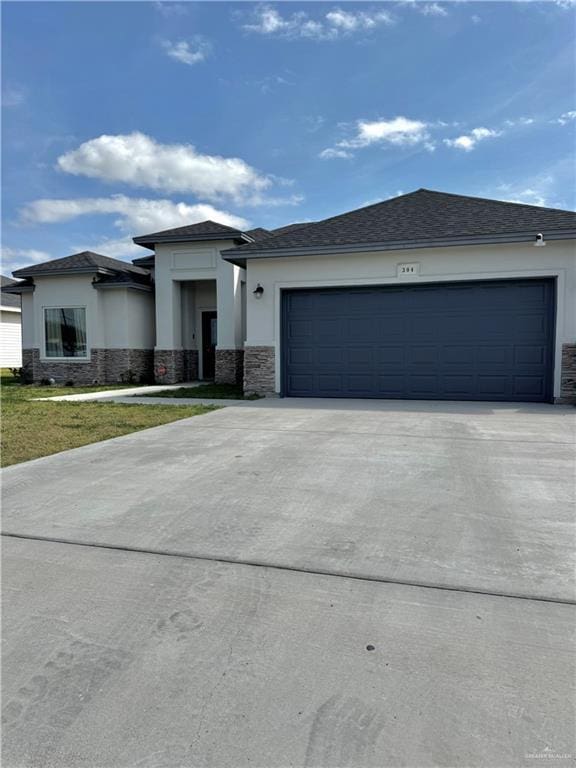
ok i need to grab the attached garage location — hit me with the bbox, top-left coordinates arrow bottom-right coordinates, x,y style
282,278 -> 556,402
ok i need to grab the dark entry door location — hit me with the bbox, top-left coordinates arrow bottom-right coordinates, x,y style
282,279 -> 555,402
202,311 -> 217,380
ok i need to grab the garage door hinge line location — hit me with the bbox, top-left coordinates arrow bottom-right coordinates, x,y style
2,531 -> 574,607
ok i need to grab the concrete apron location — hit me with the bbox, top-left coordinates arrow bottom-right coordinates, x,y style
2,536 -> 574,768
2,401 -> 574,602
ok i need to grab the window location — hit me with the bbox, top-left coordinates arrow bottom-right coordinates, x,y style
44,307 -> 87,358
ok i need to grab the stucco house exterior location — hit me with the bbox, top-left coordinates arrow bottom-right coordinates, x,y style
4,189 -> 576,403
0,276 -> 22,367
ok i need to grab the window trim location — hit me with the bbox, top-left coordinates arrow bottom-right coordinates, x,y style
42,305 -> 89,361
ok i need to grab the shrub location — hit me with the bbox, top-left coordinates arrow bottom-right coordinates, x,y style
120,369 -> 137,385
8,365 -> 33,384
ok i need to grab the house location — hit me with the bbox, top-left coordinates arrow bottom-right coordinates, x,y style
0,276 -> 22,367
5,189 -> 576,402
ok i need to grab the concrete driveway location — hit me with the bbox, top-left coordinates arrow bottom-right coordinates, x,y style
2,399 -> 575,767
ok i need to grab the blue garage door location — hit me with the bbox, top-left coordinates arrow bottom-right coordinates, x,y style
282,279 -> 555,402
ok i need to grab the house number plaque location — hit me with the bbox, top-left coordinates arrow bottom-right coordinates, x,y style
397,262 -> 421,277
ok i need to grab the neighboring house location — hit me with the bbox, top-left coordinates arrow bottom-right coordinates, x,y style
0,276 -> 22,367
6,189 -> 576,403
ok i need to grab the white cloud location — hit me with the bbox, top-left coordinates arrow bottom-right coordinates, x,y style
419,3 -> 448,17
161,38 -> 210,66
1,247 -> 52,274
342,116 -> 430,148
20,195 -> 250,233
303,115 -> 325,133
471,14 -> 482,23
555,110 -> 576,125
243,5 -> 394,40
493,175 -> 567,210
320,115 -> 432,159
153,2 -> 188,17
2,87 -> 26,108
56,132 -> 273,203
503,188 -> 549,207
401,0 -> 449,17
444,127 -> 501,151
251,74 -> 293,94
76,237 -> 143,260
319,148 -> 353,160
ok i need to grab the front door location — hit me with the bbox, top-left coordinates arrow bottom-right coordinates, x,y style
202,311 -> 217,379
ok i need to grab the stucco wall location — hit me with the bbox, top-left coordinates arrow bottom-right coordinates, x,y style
154,240 -> 244,351
24,274 -> 155,358
244,240 -> 576,397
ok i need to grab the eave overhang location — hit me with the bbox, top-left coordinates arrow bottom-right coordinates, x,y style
92,282 -> 153,292
221,230 -> 576,267
11,266 -> 118,279
132,232 -> 255,250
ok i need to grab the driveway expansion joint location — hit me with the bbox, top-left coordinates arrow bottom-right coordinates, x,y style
3,531 -> 575,607
193,423 -> 576,446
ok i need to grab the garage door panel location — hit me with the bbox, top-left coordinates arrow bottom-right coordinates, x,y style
407,346 -> 439,365
374,316 -> 405,338
441,346 -> 475,365
282,279 -> 554,402
375,346 -> 405,366
317,347 -> 345,365
514,376 -> 545,397
346,374 -> 374,393
408,375 -> 440,395
377,374 -> 406,394
514,345 -> 546,365
442,375 -> 476,395
315,318 -> 342,341
287,374 -> 315,394
288,348 -> 313,365
476,346 -> 511,365
514,313 -> 548,335
287,319 -> 313,340
477,376 -> 510,396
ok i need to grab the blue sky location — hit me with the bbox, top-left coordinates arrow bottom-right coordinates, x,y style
2,0 -> 575,272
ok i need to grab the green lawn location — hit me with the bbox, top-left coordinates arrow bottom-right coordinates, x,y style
0,370 -> 218,467
141,382 -> 261,400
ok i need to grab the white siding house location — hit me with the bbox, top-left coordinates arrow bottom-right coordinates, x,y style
1,276 -> 22,367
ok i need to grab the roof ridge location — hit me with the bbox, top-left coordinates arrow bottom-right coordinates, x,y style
309,189 -> 422,229
417,188 -> 575,214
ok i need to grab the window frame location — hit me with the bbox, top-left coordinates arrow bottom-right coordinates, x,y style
42,305 -> 89,361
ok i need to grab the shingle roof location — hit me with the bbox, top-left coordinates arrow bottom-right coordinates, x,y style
132,220 -> 251,249
270,222 -> 315,236
94,271 -> 153,289
12,251 -> 149,279
246,227 -> 272,241
1,276 -> 22,308
224,189 -> 576,258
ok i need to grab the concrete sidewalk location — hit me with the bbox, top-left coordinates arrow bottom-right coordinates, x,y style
33,382 -> 200,401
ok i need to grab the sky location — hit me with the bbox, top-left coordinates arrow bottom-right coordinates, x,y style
2,0 -> 575,273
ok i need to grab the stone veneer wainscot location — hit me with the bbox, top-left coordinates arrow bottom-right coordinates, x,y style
215,349 -> 244,386
558,343 -> 576,404
22,348 -> 153,384
244,346 -> 275,395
